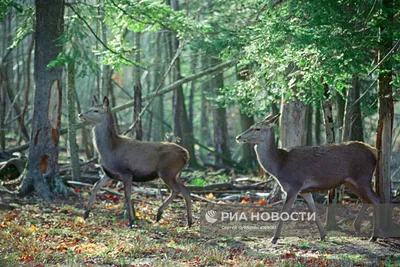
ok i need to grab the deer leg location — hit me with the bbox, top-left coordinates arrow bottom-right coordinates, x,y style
271,189 -> 298,244
351,181 -> 382,241
122,178 -> 135,228
301,193 -> 326,241
157,170 -> 180,223
354,203 -> 368,235
156,191 -> 178,222
84,175 -> 111,219
177,178 -> 193,227
344,182 -> 365,235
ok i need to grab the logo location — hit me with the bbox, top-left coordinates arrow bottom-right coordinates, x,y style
205,210 -> 218,223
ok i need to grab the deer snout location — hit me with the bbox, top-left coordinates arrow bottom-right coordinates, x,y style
236,135 -> 244,143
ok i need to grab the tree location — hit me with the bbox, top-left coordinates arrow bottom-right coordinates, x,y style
211,56 -> 231,166
169,0 -> 199,167
19,0 -> 69,199
375,0 -> 394,232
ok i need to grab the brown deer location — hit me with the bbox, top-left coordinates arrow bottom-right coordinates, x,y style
78,96 -> 192,227
236,113 -> 381,244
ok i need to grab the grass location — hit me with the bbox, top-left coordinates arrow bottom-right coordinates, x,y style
0,190 -> 398,266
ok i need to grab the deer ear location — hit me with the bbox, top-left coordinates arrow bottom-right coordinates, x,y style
263,114 -> 274,121
271,113 -> 280,124
103,96 -> 109,107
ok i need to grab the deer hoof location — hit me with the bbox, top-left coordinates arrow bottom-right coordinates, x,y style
156,213 -> 162,222
127,221 -> 135,228
271,237 -> 278,244
83,211 -> 90,220
369,236 -> 377,242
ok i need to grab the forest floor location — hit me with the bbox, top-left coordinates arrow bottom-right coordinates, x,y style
1,186 -> 400,266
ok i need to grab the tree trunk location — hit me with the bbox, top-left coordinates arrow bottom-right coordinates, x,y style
321,83 -> 340,230
343,75 -> 364,142
19,0 -> 69,199
66,61 -> 80,181
305,105 -> 313,146
198,54 -> 211,163
315,106 -> 322,145
211,57 -> 231,166
280,99 -> 307,148
375,0 -> 394,231
132,32 -> 141,139
239,112 -> 256,170
19,34 -> 34,144
133,84 -> 143,140
336,91 -> 346,142
236,66 -> 257,170
189,54 -> 197,131
152,32 -> 165,141
170,0 -> 198,167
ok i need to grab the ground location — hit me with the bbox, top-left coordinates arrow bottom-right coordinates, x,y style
1,187 -> 400,266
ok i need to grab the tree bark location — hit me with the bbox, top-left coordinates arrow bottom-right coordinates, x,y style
280,99 -> 307,148
336,91 -> 346,142
19,0 -> 69,199
67,61 -> 80,181
305,105 -> 313,146
375,0 -> 394,231
211,57 -> 231,166
152,32 -> 165,141
133,84 -> 143,140
315,106 -> 322,145
343,75 -> 364,142
199,54 -> 210,163
321,83 -> 340,230
19,34 -> 34,144
170,0 -> 199,167
132,32 -> 141,139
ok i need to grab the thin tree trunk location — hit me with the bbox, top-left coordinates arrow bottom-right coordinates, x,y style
315,105 -> 322,145
375,0 -> 394,231
305,105 -> 313,146
199,55 -> 210,163
321,83 -> 340,230
152,32 -> 165,141
75,84 -> 93,159
343,75 -> 364,142
170,0 -> 199,167
236,66 -> 256,170
133,84 -> 143,140
67,61 -> 80,181
132,32 -> 141,139
189,54 -> 197,131
336,91 -> 346,142
211,57 -> 231,166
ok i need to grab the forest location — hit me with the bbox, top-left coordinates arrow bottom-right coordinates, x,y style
1,0 -> 400,266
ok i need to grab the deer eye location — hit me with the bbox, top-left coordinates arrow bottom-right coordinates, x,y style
93,110 -> 99,113
255,128 -> 261,131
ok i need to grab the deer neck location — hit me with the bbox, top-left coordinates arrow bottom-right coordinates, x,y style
93,111 -> 119,155
254,130 -> 281,177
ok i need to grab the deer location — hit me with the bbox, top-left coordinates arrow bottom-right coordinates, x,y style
78,96 -> 192,228
236,113 -> 382,244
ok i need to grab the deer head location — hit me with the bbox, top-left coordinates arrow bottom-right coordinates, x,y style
78,96 -> 110,124
236,113 -> 280,144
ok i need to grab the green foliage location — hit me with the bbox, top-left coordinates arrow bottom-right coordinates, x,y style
193,0 -> 399,116
189,178 -> 207,186
0,0 -> 22,20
